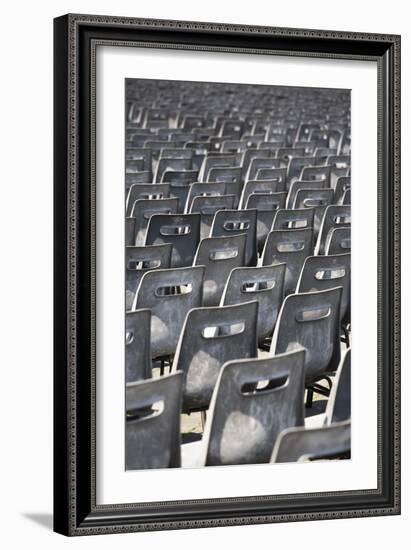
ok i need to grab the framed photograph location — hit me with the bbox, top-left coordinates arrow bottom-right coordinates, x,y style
53,14 -> 401,536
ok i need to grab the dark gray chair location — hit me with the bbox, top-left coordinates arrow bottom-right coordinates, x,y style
131,198 -> 179,245
194,234 -> 247,306
125,171 -> 153,188
333,176 -> 351,204
172,301 -> 259,412
211,208 -> 258,266
293,188 -> 335,237
125,372 -> 183,469
207,166 -> 242,185
296,253 -> 351,322
300,165 -> 331,186
133,266 -> 204,358
315,205 -> 351,255
201,155 -> 239,181
272,208 -> 315,231
185,182 -> 228,212
261,228 -> 313,295
287,157 -> 315,183
270,420 -> 351,463
341,188 -> 351,205
325,348 -> 351,425
240,179 -> 285,208
287,179 -> 329,209
221,263 -> 285,342
324,227 -> 351,255
189,194 -> 236,239
125,244 -> 173,310
246,192 -> 288,252
247,162 -> 286,186
185,350 -> 306,467
155,157 -> 192,182
126,309 -> 152,383
162,170 -> 199,212
270,287 -> 342,384
126,183 -> 170,217
145,213 -> 201,267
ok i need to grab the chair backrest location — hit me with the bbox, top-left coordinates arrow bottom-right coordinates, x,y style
126,183 -> 170,217
270,287 -> 342,383
125,372 -> 183,469
173,301 -> 259,412
155,157 -> 192,182
185,182 -> 227,212
145,213 -> 201,267
300,165 -> 331,185
247,162 -> 285,185
246,192 -> 288,251
221,263 -> 285,341
194,234 -> 247,306
134,266 -> 204,358
315,205 -> 351,255
125,243 -> 173,310
190,194 -> 236,239
325,348 -> 351,424
287,179 -> 329,209
324,227 -> 351,255
293,188 -> 334,237
333,176 -> 351,203
202,350 -> 306,465
211,208 -> 258,266
200,154 -> 238,181
272,208 -> 315,231
125,309 -> 152,383
207,166 -> 242,184
287,157 -> 315,183
296,253 -> 351,321
240,179 -> 285,208
125,171 -> 153,188
131,198 -> 179,245
125,217 -> 136,246
161,170 -> 199,212
270,420 -> 351,463
262,227 -> 313,295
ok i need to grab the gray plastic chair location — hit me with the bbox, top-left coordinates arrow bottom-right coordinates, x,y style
247,162 -> 286,186
172,301 -> 259,412
145,213 -> 201,267
155,157 -> 192,182
125,171 -> 153,188
189,194 -> 236,239
207,166 -> 242,184
192,350 -> 306,466
324,227 -> 351,255
131,198 -> 179,245
125,309 -> 152,383
300,165 -> 331,186
133,266 -> 205,358
296,253 -> 351,322
125,372 -> 183,469
270,287 -> 342,384
246,192 -> 288,252
126,183 -> 170,217
162,170 -> 199,212
125,217 -> 136,247
315,205 -> 351,255
194,234 -> 247,306
287,157 -> 315,183
262,228 -> 313,295
287,179 -> 329,209
270,420 -> 351,463
125,243 -> 173,310
293,188 -> 335,237
211,208 -> 258,266
325,348 -> 351,425
333,176 -> 351,203
221,263 -> 285,342
272,208 -> 315,231
201,155 -> 239,181
240,179 -> 285,208
185,182 -> 227,212
341,188 -> 351,205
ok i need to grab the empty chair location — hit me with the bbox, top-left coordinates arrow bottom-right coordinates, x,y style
287,179 -> 329,209
272,208 -> 315,231
189,194 -> 236,239
131,198 -> 179,245
325,227 -> 351,255
207,166 -> 242,184
155,157 -> 192,182
133,266 -> 205,358
125,243 -> 173,310
333,176 -> 351,203
270,287 -> 342,384
287,157 -> 315,183
125,309 -> 152,383
126,158 -> 145,173
125,171 -> 153,188
341,188 -> 351,205
172,301 -> 259,412
240,179 -> 285,208
296,253 -> 351,322
185,350 -> 306,467
221,263 -> 285,342
300,165 -> 331,186
315,205 -> 351,255
126,372 -> 183,469
201,155 -> 239,181
270,420 -> 351,463
293,188 -> 334,236
246,192 -> 288,252
262,228 -> 313,295
126,183 -> 170,217
145,213 -> 201,267
325,348 -> 351,424
185,182 -> 228,212
247,161 -> 285,184
211,208 -> 258,266
193,234 -> 246,306
162,170 -> 199,212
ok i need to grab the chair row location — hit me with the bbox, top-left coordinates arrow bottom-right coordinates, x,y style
125,348 -> 351,469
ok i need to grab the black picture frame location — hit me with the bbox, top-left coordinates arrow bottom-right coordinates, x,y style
53,13 -> 401,536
